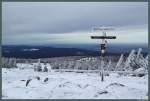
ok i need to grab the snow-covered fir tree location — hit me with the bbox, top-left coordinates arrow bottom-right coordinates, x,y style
106,59 -> 112,71
124,48 -> 148,71
46,63 -> 52,72
3,58 -> 17,68
145,54 -> 148,70
74,61 -> 81,70
34,59 -> 42,72
115,54 -> 124,71
38,59 -> 41,65
134,48 -> 147,72
136,48 -> 142,59
124,49 -> 136,71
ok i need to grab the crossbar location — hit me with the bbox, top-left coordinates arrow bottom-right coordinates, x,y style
91,36 -> 116,39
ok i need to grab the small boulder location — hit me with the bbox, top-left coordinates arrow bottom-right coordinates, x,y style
44,78 -> 49,82
26,79 -> 32,87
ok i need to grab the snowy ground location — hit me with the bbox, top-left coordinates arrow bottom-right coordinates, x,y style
2,67 -> 148,99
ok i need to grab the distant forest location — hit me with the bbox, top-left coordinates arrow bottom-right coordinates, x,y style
2,45 -> 148,59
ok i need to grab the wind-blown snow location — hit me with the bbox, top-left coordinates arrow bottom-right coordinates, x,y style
2,67 -> 148,99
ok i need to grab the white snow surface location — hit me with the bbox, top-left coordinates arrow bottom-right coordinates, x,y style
2,66 -> 148,99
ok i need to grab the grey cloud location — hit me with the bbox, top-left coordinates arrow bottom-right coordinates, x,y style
2,2 -> 148,44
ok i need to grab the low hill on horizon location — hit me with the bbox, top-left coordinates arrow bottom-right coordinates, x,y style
2,44 -> 148,59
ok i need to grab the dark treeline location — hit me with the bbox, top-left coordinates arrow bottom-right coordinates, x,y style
2,45 -> 144,59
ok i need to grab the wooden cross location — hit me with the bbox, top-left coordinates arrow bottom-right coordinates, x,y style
91,27 -> 116,57
91,27 -> 116,81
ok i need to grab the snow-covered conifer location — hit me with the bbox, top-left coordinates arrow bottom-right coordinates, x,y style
124,48 -> 148,72
124,49 -> 136,71
38,59 -> 41,64
134,49 -> 147,71
43,65 -> 48,72
46,63 -> 52,72
145,54 -> 148,70
34,59 -> 42,72
106,59 -> 112,71
115,54 -> 124,71
136,48 -> 142,59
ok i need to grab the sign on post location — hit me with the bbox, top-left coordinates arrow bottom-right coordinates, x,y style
90,26 -> 116,81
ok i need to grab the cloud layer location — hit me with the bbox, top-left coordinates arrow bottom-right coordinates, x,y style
2,2 -> 148,45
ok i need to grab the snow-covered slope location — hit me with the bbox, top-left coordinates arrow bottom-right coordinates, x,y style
2,68 -> 148,99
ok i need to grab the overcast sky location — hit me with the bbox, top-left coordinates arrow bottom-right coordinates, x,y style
2,2 -> 148,45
